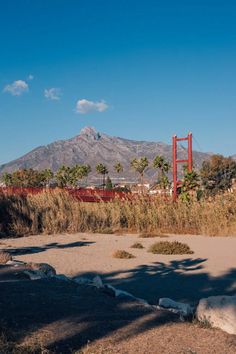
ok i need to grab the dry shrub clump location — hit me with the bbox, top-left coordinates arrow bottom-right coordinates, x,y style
130,242 -> 144,249
1,189 -> 236,237
0,251 -> 12,264
148,241 -> 194,255
113,250 -> 135,259
139,233 -> 167,238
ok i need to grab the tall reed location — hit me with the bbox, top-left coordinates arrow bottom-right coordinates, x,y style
1,189 -> 236,237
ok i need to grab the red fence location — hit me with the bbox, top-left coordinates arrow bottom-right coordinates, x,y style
0,187 -> 131,203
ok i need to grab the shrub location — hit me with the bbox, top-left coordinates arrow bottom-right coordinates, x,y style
139,233 -> 168,238
148,241 -> 194,255
113,250 -> 135,259
0,251 -> 12,264
130,242 -> 144,249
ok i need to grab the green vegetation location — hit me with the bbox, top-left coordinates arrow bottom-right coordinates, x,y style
2,165 -> 91,189
113,250 -> 135,259
96,163 -> 109,187
2,168 -> 54,188
2,154 -> 236,200
130,157 -> 149,185
105,176 -> 113,190
179,167 -> 200,202
200,154 -> 236,196
148,241 -> 194,255
114,162 -> 123,174
153,155 -> 170,189
55,164 -> 91,188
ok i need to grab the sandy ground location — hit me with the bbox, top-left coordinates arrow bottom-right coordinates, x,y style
1,232 -> 236,305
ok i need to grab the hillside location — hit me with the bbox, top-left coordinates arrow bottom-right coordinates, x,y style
0,127 -> 210,183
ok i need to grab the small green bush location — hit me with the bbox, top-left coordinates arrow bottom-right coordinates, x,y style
148,241 -> 194,255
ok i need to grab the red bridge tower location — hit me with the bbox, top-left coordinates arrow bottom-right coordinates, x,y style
172,133 -> 193,200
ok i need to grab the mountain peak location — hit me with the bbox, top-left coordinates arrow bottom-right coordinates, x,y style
80,126 -> 97,136
0,128 -> 210,180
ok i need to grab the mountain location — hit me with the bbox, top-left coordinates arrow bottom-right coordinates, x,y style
0,127 -> 211,183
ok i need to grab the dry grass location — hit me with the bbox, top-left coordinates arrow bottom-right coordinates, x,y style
130,242 -> 144,249
148,241 -> 194,255
139,232 -> 167,238
0,330 -> 51,354
1,189 -> 236,237
113,250 -> 135,259
0,251 -> 12,264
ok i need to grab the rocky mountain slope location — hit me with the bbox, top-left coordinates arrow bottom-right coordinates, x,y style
0,127 -> 210,183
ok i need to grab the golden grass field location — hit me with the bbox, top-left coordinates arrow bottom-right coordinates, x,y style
1,189 -> 236,237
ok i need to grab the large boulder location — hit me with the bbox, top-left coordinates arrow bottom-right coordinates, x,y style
196,295 -> 236,335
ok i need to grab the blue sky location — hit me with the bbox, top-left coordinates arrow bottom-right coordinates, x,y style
1,0 -> 236,164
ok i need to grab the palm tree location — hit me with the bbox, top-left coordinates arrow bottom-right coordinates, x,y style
96,163 -> 108,189
114,162 -> 123,174
153,155 -> 170,189
55,165 -> 71,188
130,157 -> 149,188
71,164 -> 91,187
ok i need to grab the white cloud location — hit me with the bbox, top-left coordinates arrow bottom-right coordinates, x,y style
28,74 -> 34,81
3,80 -> 28,96
44,88 -> 62,101
76,99 -> 108,114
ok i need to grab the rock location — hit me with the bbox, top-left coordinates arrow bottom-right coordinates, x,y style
0,251 -> 12,264
159,298 -> 193,316
6,260 -> 25,267
103,284 -> 149,305
23,270 -> 46,280
93,275 -> 104,289
27,262 -> 56,277
196,295 -> 236,335
55,274 -> 71,282
73,276 -> 91,285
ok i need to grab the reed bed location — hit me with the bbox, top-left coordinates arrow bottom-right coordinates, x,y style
0,189 -> 236,237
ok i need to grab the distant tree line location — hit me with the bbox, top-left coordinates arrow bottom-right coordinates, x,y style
1,154 -> 236,198
0,156 -> 171,190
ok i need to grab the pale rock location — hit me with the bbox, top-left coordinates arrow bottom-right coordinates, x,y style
196,295 -> 236,335
159,298 -> 193,316
73,276 -> 91,285
93,275 -> 104,289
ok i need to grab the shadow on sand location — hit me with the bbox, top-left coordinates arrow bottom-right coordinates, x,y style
0,240 -> 94,256
0,258 -> 236,353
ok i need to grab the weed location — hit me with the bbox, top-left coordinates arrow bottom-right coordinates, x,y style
130,242 -> 144,249
113,250 -> 135,259
148,241 -> 194,255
